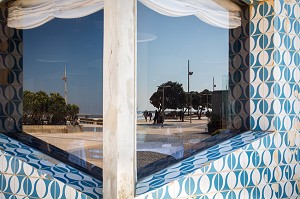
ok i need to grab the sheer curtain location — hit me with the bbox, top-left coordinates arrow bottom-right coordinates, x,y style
138,0 -> 241,29
8,0 -> 241,29
8,0 -> 104,29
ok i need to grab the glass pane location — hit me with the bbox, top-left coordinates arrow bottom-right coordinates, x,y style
21,11 -> 103,179
137,2 -> 240,179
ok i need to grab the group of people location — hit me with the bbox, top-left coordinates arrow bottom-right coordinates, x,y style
142,110 -> 152,122
142,110 -> 165,127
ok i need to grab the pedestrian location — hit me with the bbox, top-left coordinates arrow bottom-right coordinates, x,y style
148,112 -> 152,121
153,110 -> 158,124
143,110 -> 148,122
160,110 -> 165,127
179,110 -> 184,122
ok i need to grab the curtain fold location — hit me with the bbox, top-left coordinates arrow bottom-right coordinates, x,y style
8,0 -> 104,29
8,0 -> 241,29
139,0 -> 241,29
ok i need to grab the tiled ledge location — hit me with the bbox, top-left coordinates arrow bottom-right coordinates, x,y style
0,133 -> 103,199
136,131 -> 270,196
0,131 -> 270,198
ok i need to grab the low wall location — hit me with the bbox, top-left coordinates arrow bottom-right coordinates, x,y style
23,125 -> 84,134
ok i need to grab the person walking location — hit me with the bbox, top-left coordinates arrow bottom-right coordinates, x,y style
160,110 -> 165,127
148,112 -> 152,121
153,110 -> 158,124
143,110 -> 148,122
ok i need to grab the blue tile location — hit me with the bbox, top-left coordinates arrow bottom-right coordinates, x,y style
15,175 -> 27,196
2,174 -> 13,194
0,173 -> 3,191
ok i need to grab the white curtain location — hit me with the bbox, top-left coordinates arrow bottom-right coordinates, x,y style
139,0 -> 241,29
8,0 -> 104,29
8,0 -> 241,29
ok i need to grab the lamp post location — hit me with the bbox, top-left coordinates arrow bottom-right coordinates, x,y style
213,77 -> 216,91
202,93 -> 212,117
186,91 -> 198,123
187,60 -> 193,123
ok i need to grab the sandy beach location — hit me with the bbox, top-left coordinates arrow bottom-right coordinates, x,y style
27,117 -> 211,170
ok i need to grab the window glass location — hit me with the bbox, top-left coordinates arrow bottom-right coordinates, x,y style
22,11 -> 103,179
137,2 -> 239,179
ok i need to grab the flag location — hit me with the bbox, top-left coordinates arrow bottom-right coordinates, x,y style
189,71 -> 193,75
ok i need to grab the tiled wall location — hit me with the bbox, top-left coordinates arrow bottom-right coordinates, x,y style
248,0 -> 299,132
137,0 -> 300,198
0,134 -> 102,198
0,0 -> 299,198
137,131 -> 299,198
0,4 -> 104,199
228,3 -> 250,131
0,4 -> 22,133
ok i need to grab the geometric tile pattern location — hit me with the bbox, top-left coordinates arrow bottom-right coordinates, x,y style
137,0 -> 300,198
249,0 -> 300,132
136,130 -> 270,196
0,5 -> 23,133
228,4 -> 250,131
0,4 -> 104,198
0,134 -> 103,199
136,130 -> 300,198
137,130 -> 254,180
0,0 -> 299,199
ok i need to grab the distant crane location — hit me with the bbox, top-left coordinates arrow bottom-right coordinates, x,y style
61,65 -> 68,104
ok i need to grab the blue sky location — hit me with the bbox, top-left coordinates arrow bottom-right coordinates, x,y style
24,11 -> 104,114
24,3 -> 229,114
137,3 -> 229,111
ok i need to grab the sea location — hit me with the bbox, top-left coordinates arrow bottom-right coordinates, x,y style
78,112 -> 156,122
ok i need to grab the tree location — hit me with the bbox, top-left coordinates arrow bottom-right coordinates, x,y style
23,90 -> 80,125
150,81 -> 187,110
190,91 -> 201,110
199,89 -> 212,118
189,91 -> 202,119
186,89 -> 212,119
48,93 -> 67,124
23,90 -> 35,124
34,91 -> 49,121
66,104 -> 80,120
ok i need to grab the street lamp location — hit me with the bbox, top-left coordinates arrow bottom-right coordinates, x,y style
186,91 -> 198,124
213,77 -> 216,91
202,93 -> 212,117
187,60 -> 193,123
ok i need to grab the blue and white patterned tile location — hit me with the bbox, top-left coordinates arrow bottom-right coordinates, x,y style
195,174 -> 217,195
225,170 -> 243,190
0,134 -> 103,198
135,191 -> 156,199
0,153 -> 15,174
13,175 -> 27,196
2,174 -> 14,194
167,177 -> 189,198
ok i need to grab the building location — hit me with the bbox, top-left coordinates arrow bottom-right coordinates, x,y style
0,0 -> 299,198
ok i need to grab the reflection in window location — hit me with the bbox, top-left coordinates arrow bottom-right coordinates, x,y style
22,11 -> 104,179
137,2 -> 241,179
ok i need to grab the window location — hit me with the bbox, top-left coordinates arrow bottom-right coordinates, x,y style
137,2 -> 243,179
20,11 -> 104,179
